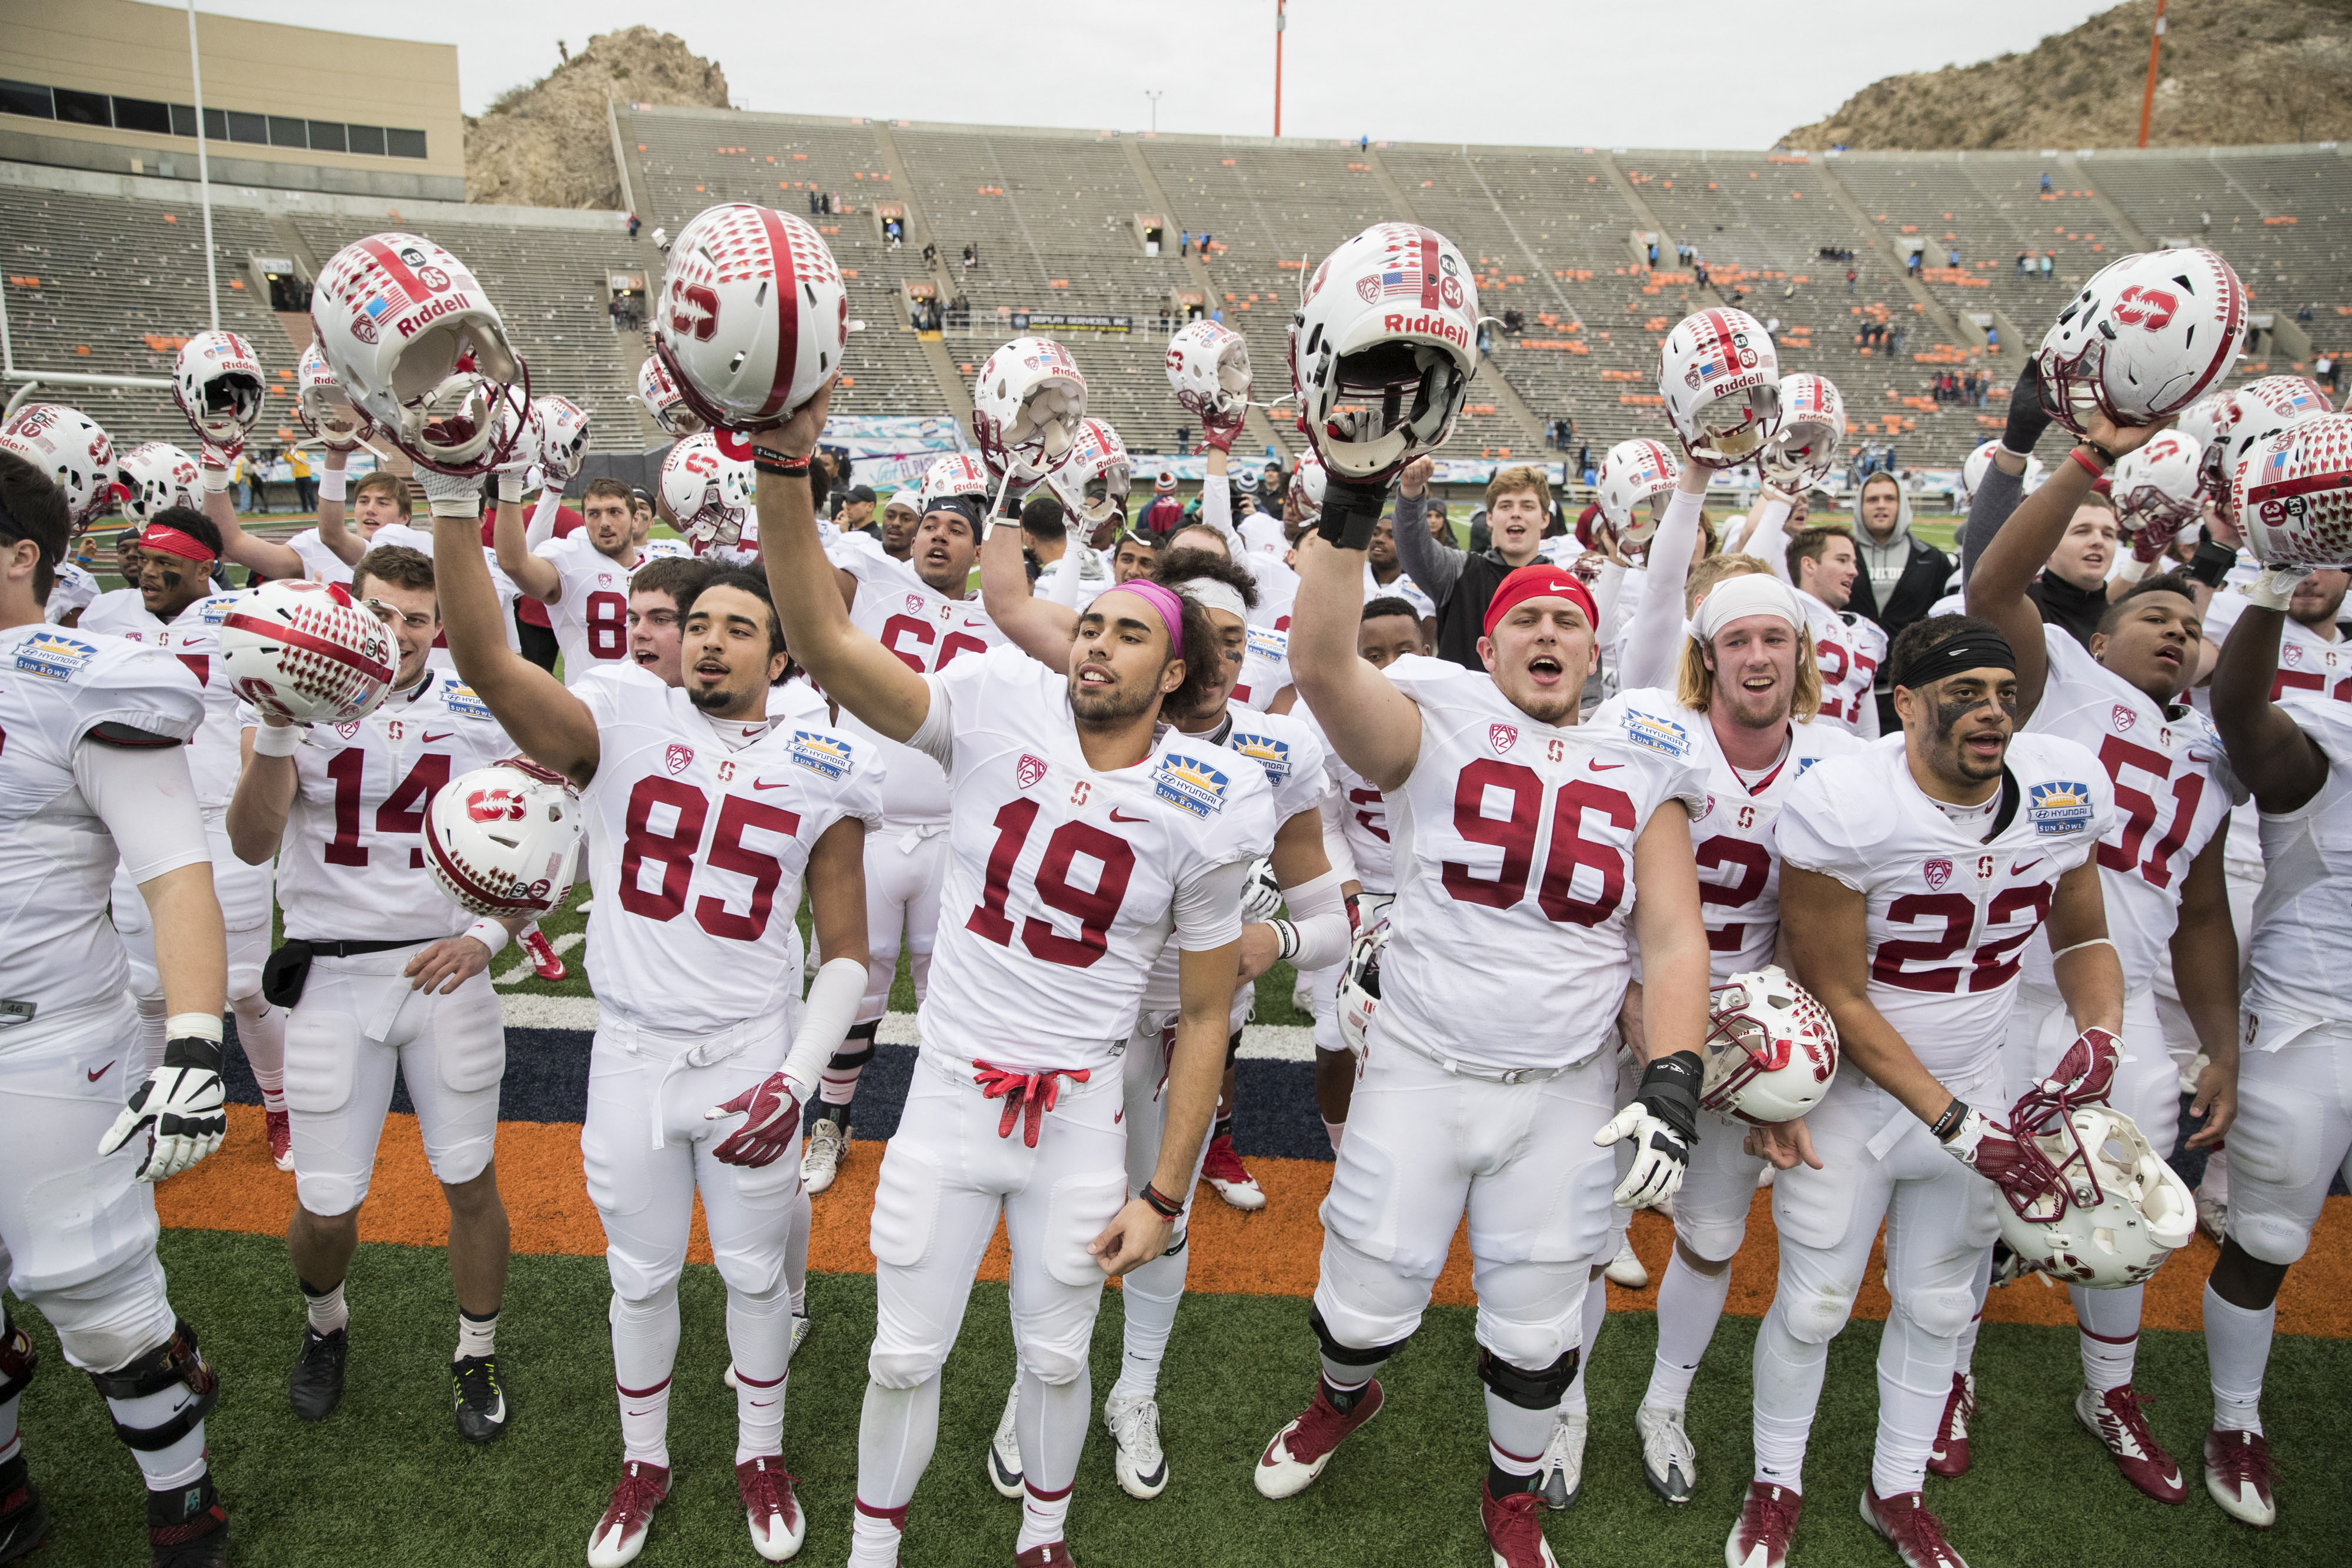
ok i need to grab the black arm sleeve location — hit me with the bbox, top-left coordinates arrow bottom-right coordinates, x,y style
1957,463 -> 2027,585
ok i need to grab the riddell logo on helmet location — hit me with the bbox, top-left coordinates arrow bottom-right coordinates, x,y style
1382,312 -> 1467,349
395,291 -> 476,340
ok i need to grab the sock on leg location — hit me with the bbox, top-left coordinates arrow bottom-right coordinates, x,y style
1950,1248 -> 1993,1379
456,1308 -> 496,1361
820,1025 -> 878,1111
1013,1364 -> 1089,1554
855,1374 -> 941,1514
611,1285 -> 682,1469
784,1186 -> 811,1319
1485,1388 -> 1552,1495
848,1499 -> 909,1568
1871,1302 -> 1957,1499
1750,1305 -> 1827,1494
1111,1241 -> 1187,1405
2203,1282 -> 2274,1436
1317,1353 -> 1381,1415
2072,1283 -> 2143,1393
1646,1250 -> 1733,1413
231,991 -> 287,1111
728,1286 -> 791,1463
300,1279 -> 348,1335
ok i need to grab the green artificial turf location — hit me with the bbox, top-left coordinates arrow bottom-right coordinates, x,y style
13,1230 -> 2347,1566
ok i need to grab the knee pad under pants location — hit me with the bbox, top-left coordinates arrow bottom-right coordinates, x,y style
2223,1015 -> 2352,1266
1312,1228 -> 1441,1354
1673,1119 -> 1769,1265
1470,1255 -> 1590,1374
36,1250 -> 179,1378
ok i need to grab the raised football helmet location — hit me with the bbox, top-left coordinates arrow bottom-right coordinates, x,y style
2109,429 -> 2205,546
309,232 -> 529,475
1289,446 -> 1328,520
1336,921 -> 1389,1059
2035,248 -> 2246,434
2209,375 -> 2334,522
296,340 -> 362,448
971,337 -> 1088,480
1760,373 -> 1844,492
917,450 -> 991,511
115,443 -> 203,525
1166,320 -> 1252,422
1289,222 -> 1479,484
533,395 -> 593,485
0,403 -> 117,527
2233,410 -> 2352,569
425,757 -> 584,919
1044,418 -> 1132,528
1659,307 -> 1781,464
1699,966 -> 1840,1125
1957,440 -> 2047,509
1995,1098 -> 2196,1289
1595,437 -> 1682,546
635,353 -> 705,437
2173,392 -> 2234,493
661,433 -> 755,549
172,330 -> 266,452
215,579 -> 396,725
652,203 -> 849,430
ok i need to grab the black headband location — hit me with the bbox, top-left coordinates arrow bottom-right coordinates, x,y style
1894,630 -> 2017,691
926,494 -> 984,533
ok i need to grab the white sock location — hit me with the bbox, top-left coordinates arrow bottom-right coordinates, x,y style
785,1186 -> 811,1319
1323,1119 -> 1345,1153
1751,1303 -> 1825,1494
848,1499 -> 907,1568
456,1308 -> 496,1360
612,1285 -> 681,1468
231,990 -> 287,1111
106,1379 -> 208,1490
302,1280 -> 348,1335
856,1375 -> 940,1514
1013,1366 -> 1088,1553
1556,1269 -> 1606,1420
2204,1282 -> 2273,1435
1485,1390 -> 1552,1477
1646,1251 -> 1733,1413
2072,1283 -> 2142,1393
729,1286 -> 791,1463
1111,1239 -> 1187,1404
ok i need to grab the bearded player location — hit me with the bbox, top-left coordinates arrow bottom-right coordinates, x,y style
1749,616 -> 2122,1568
751,382 -> 1275,1568
1260,472 -> 1713,1568
0,450 -> 234,1567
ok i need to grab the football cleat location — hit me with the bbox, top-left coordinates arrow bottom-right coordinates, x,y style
1605,1239 -> 1649,1289
2076,1386 -> 2183,1504
1255,1379 -> 1384,1499
1482,1479 -> 1560,1567
452,1353 -> 509,1444
1013,1543 -> 1078,1567
1727,1482 -> 1802,1568
265,1108 -> 293,1172
586,1460 -> 670,1567
145,1469 -> 228,1568
2203,1427 -> 2276,1527
736,1455 -> 805,1562
803,1114 -> 848,1196
520,927 -> 566,982
1860,1485 -> 1968,1568
1536,1410 -> 1588,1510
288,1323 -> 348,1422
1927,1372 -> 1973,1477
1636,1403 -> 1697,1505
791,1312 -> 811,1360
0,1452 -> 51,1563
1200,1132 -> 1267,1211
1104,1390 -> 1168,1500
988,1384 -> 1024,1499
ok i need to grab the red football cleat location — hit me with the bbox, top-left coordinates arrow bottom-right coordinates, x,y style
2203,1427 -> 2276,1527
1255,1379 -> 1384,1499
2076,1386 -> 2184,1504
1482,1479 -> 1559,1566
586,1460 -> 669,1567
521,927 -> 566,982
1927,1371 -> 1974,1478
265,1108 -> 293,1172
1726,1482 -> 1803,1568
1861,1485 -> 1967,1568
736,1455 -> 804,1562
1200,1131 -> 1265,1211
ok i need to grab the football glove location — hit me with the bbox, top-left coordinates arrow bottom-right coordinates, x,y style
1940,1106 -> 2041,1203
1240,857 -> 1285,924
2037,1026 -> 2120,1104
1200,402 -> 1248,454
2002,360 -> 2052,458
705,1072 -> 803,1169
420,466 -> 486,519
99,1035 -> 228,1182
1595,1049 -> 1702,1208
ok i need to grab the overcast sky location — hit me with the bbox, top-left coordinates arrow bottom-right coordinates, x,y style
191,0 -> 2126,148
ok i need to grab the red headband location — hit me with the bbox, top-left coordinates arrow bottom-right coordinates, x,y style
139,524 -> 218,564
1483,564 -> 1599,640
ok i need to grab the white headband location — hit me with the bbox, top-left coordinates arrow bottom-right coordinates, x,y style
1177,577 -> 1249,621
1689,572 -> 1806,644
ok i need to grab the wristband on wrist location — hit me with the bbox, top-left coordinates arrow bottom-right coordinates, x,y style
165,1012 -> 224,1045
464,920 -> 512,960
496,471 -> 525,504
250,721 -> 302,755
317,467 -> 347,504
1140,1182 -> 1184,1219
1930,1096 -> 1969,1142
1269,918 -> 1301,962
2070,444 -> 2113,480
2112,553 -> 2154,583
202,466 -> 231,494
2187,537 -> 2237,588
1315,476 -> 1387,551
753,452 -> 810,477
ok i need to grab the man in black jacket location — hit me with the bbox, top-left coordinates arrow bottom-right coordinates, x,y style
1392,460 -> 1552,667
1845,470 -> 1951,730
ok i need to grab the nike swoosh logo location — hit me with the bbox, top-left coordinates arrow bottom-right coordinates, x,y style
422,731 -> 454,743
752,779 -> 789,790
1588,760 -> 1625,771
2010,858 -> 2043,875
88,1059 -> 116,1082
1110,808 -> 1148,823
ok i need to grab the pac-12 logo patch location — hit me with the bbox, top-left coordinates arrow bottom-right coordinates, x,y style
1489,723 -> 1518,754
1016,753 -> 1048,790
1152,755 -> 1230,818
2027,780 -> 2094,837
2111,704 -> 2136,733
1923,857 -> 1954,891
666,743 -> 694,775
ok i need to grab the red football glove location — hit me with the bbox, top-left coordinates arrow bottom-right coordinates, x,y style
1200,403 -> 1247,454
2039,1027 -> 2120,1105
1940,1106 -> 2046,1206
704,1072 -> 803,1169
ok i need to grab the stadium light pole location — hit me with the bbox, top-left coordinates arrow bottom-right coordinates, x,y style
186,0 -> 220,330
2137,0 -> 2167,149
1273,0 -> 1285,138
1146,90 -> 1162,134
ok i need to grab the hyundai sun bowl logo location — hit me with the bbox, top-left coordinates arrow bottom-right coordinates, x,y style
2027,780 -> 2094,837
1152,755 -> 1230,818
1232,732 -> 1292,781
790,730 -> 851,780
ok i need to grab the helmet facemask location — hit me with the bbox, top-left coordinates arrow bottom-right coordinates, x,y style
1689,382 -> 1782,464
387,320 -> 528,473
1315,339 -> 1464,483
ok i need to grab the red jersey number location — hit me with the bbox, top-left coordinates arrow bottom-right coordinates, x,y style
618,776 -> 800,941
1441,759 -> 1636,929
966,796 -> 1136,968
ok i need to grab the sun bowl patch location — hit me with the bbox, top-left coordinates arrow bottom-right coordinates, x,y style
440,681 -> 493,720
192,594 -> 239,627
15,631 -> 98,681
1617,707 -> 1690,758
2027,780 -> 2094,837
1245,626 -> 1288,664
1231,731 -> 1292,782
1152,754 -> 1230,818
790,730 -> 853,781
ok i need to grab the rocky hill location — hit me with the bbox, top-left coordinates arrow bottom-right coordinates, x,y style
1783,1 -> 2352,152
464,28 -> 729,209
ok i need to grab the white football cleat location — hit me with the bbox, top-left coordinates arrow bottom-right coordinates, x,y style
1605,1239 -> 1649,1290
586,1460 -> 669,1567
790,1312 -> 810,1360
803,1116 -> 848,1196
988,1383 -> 1024,1499
1537,1410 -> 1589,1510
737,1455 -> 805,1562
1636,1403 -> 1697,1504
724,1363 -> 738,1390
1105,1390 -> 1170,1500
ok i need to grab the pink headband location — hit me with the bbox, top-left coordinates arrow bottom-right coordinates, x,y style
1098,580 -> 1185,660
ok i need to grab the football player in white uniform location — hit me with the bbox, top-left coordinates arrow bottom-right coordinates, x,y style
1961,426 -> 2242,1503
202,446 -> 414,586
1782,526 -> 1885,739
751,388 -> 1275,1568
626,556 -> 721,687
802,487 -> 1001,1195
78,509 -> 295,1168
222,544 -> 527,1445
498,476 -> 648,684
434,466 -> 882,1562
1261,462 -> 1713,1568
1752,615 -> 2122,1568
0,451 -> 233,1567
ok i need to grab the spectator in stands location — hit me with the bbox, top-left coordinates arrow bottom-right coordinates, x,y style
1426,498 -> 1453,547
1983,323 -> 1997,352
2023,491 -> 2119,647
1906,249 -> 1923,277
2040,252 -> 2054,278
1261,463 -> 1286,505
1844,470 -> 1949,727
627,212 -> 640,239
1201,233 -> 1214,260
1695,259 -> 1710,289
1846,265 -> 1857,293
1888,323 -> 1905,356
2040,172 -> 2052,192
1394,461 -> 1555,667
808,189 -> 820,216
2017,250 -> 2030,273
290,449 -> 315,514
1141,471 -> 1185,541
962,243 -> 975,270
1646,239 -> 1659,267
2321,351 -> 2340,392
1576,443 -> 1591,479
1946,245 -> 1959,268
1180,230 -> 1192,258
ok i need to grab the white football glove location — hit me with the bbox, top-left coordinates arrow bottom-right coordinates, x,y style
99,1035 -> 228,1182
420,467 -> 486,518
1240,857 -> 1285,924
1593,1050 -> 1703,1208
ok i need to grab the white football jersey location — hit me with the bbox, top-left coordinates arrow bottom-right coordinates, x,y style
1373,657 -> 1708,1073
640,537 -> 694,562
575,665 -> 886,1034
76,589 -> 255,806
1034,549 -> 1111,610
1300,707 -> 1396,895
1363,564 -> 1436,621
1244,554 -> 1299,632
1778,733 -> 2114,1083
913,647 -> 1278,1072
285,527 -> 354,585
840,550 -> 1004,824
0,625 -> 205,1019
259,673 -> 516,941
2245,696 -> 2352,1021
2021,628 -> 2238,990
532,533 -> 642,684
44,560 -> 100,623
1796,588 -> 1885,737
1238,509 -> 1288,559
1231,623 -> 1292,711
1592,687 -> 1863,982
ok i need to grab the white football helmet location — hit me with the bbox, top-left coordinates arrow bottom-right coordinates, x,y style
662,433 -> 755,549
1699,965 -> 1840,1125
1289,223 -> 1479,484
425,757 -> 584,919
2233,411 -> 2352,569
2035,248 -> 2246,434
533,395 -> 593,485
635,353 -> 705,437
0,403 -> 117,527
2109,429 -> 2205,543
1760,373 -> 1845,492
310,232 -> 529,475
1166,320 -> 1252,422
918,450 -> 991,512
1336,921 -> 1389,1059
1289,446 -> 1328,520
2173,393 -> 2234,493
115,443 -> 203,524
1996,1099 -> 2196,1289
215,579 -> 397,725
1659,307 -> 1781,463
1957,440 -> 2047,509
2209,375 -> 2335,522
971,337 -> 1088,480
296,340 -> 362,449
1595,437 -> 1682,545
172,330 -> 266,451
1044,418 -> 1132,528
652,203 -> 849,430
